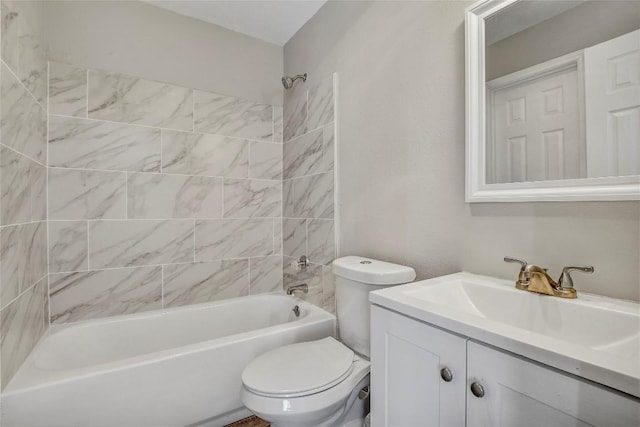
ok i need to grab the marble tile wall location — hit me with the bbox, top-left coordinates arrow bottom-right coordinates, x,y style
282,75 -> 336,313
0,0 -> 48,389
47,61 -> 284,326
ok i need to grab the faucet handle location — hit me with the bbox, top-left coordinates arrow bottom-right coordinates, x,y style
558,266 -> 594,290
504,257 -> 528,270
504,257 -> 529,289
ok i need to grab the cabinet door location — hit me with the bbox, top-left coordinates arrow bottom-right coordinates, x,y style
370,305 -> 466,427
467,341 -> 640,427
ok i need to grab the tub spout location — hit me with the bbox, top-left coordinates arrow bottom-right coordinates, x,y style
286,283 -> 309,296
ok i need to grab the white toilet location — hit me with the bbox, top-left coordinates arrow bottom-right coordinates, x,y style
240,256 -> 416,427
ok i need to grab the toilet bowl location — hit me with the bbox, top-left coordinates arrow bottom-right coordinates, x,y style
240,256 -> 416,427
241,337 -> 370,427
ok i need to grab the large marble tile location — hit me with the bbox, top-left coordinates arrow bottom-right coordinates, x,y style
195,219 -> 273,261
293,172 -> 334,219
15,0 -> 46,104
30,161 -> 46,221
1,146 -> 30,225
273,218 -> 283,255
273,106 -> 283,143
163,259 -> 249,308
1,222 -> 46,308
283,256 -> 323,306
249,256 -> 282,295
307,219 -> 335,265
49,221 -> 88,273
283,128 -> 324,179
307,75 -> 334,131
48,116 -> 161,172
24,221 -> 47,292
283,218 -> 306,258
48,62 -> 87,117
88,69 -> 193,130
1,62 -> 46,163
48,168 -> 126,220
322,266 -> 336,314
250,141 -> 282,180
127,173 -> 223,219
283,91 -> 307,142
89,220 -> 194,269
162,130 -> 248,178
49,266 -> 162,324
283,179 -> 295,218
1,147 -> 47,225
0,225 -> 22,307
323,124 -> 335,171
194,90 -> 272,141
224,179 -> 281,218
1,1 -> 19,73
0,277 -> 47,388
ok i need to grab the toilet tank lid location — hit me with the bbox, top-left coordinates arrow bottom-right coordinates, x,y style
332,256 -> 416,285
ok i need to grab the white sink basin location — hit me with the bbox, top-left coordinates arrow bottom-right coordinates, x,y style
405,277 -> 640,357
370,272 -> 640,397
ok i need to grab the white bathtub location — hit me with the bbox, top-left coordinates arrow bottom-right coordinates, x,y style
2,293 -> 335,427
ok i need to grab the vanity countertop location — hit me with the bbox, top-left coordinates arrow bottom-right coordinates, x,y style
370,272 -> 640,398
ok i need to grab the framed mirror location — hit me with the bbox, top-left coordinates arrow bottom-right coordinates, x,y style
466,0 -> 640,202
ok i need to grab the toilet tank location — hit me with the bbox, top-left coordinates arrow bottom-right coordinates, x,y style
332,256 -> 416,357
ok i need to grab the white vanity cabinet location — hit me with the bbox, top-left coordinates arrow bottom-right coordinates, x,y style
371,305 -> 640,427
467,341 -> 640,427
370,305 -> 467,427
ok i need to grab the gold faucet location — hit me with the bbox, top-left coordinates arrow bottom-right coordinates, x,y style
504,257 -> 594,299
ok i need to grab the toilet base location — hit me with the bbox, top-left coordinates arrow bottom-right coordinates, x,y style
269,374 -> 370,427
241,353 -> 370,427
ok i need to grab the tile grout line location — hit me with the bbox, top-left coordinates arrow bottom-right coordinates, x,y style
0,272 -> 49,313
160,128 -> 164,173
85,68 -> 89,118
48,113 -> 277,143
0,219 -> 49,229
86,219 -> 91,271
46,60 -> 51,327
48,256 -> 257,276
47,216 -> 286,224
46,164 -> 285,183
1,57 -> 46,111
248,257 -> 253,295
125,171 -> 128,219
0,142 -> 47,168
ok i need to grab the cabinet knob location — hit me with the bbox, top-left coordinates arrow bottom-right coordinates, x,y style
470,381 -> 485,398
440,367 -> 453,382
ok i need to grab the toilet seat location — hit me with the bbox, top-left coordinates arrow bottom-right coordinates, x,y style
242,337 -> 355,398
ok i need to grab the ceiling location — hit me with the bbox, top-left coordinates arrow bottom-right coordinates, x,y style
145,0 -> 327,46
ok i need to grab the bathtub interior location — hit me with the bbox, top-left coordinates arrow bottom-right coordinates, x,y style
30,294 -> 312,372
4,293 -> 316,380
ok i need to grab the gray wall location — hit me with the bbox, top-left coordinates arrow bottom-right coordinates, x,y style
284,0 -> 640,301
486,0 -> 640,80
44,0 -> 284,105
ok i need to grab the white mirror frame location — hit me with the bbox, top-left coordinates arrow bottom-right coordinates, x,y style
465,0 -> 640,202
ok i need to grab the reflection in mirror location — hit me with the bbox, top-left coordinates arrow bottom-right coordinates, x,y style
484,0 -> 640,184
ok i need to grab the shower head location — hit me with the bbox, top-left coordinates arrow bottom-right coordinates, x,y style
282,73 -> 307,90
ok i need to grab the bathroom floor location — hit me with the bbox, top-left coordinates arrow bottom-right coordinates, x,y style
225,415 -> 270,427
